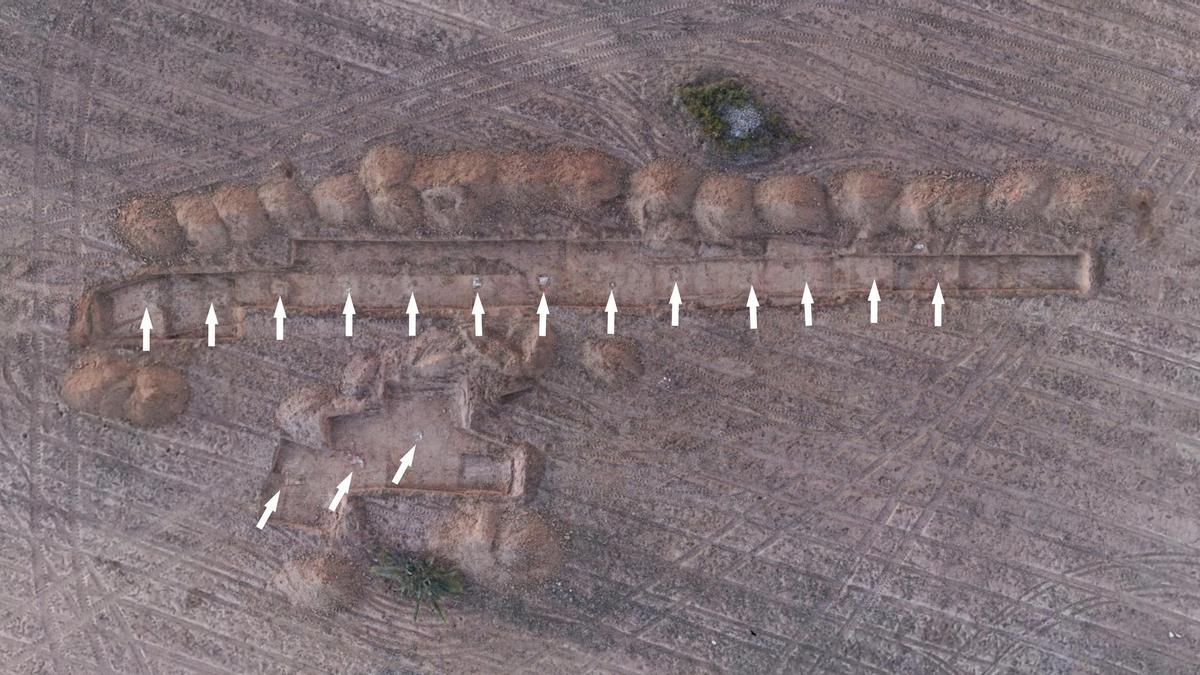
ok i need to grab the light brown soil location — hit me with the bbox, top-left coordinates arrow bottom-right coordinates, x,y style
13,3 -> 1199,673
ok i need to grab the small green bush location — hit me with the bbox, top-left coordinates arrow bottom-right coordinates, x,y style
370,550 -> 464,622
676,79 -> 800,158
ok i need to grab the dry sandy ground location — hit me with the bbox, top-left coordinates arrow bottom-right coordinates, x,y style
3,0 -> 1200,673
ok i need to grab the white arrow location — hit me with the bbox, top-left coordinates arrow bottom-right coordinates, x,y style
747,286 -> 759,330
140,308 -> 153,352
868,280 -> 880,325
273,297 -> 286,341
205,302 -> 218,347
328,473 -> 352,511
256,491 -> 279,530
801,283 -> 814,327
406,292 -> 419,337
343,292 -> 355,337
536,293 -> 549,337
605,290 -> 617,335
669,283 -> 681,327
391,445 -> 416,484
932,283 -> 944,328
472,293 -> 485,337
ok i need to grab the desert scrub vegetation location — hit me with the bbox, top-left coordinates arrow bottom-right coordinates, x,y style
676,78 -> 801,160
370,549 -> 464,622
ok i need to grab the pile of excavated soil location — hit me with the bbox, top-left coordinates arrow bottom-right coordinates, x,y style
828,168 -> 902,238
171,192 -> 229,255
212,184 -> 270,244
626,158 -> 702,242
428,501 -> 563,590
311,173 -> 370,229
270,552 -> 365,615
61,352 -> 189,427
692,174 -> 757,240
115,197 -> 186,260
581,336 -> 644,386
754,174 -> 833,236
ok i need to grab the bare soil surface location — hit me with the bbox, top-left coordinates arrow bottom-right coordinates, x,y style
3,1 -> 1200,673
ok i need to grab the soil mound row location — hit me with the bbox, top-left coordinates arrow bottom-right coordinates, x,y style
111,147 -> 1153,261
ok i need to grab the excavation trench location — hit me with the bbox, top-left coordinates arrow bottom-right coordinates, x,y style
71,238 -> 1090,347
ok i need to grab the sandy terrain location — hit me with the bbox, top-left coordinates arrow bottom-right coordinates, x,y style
3,1 -> 1200,673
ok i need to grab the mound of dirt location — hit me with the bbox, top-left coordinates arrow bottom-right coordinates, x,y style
409,151 -> 499,232
466,315 -> 556,381
61,351 -> 137,420
754,174 -> 833,235
894,173 -> 987,238
212,184 -> 271,244
543,147 -> 627,212
61,353 -> 189,427
258,178 -> 317,230
171,193 -> 230,256
692,174 -> 758,240
626,158 -> 702,241
985,168 -> 1054,220
359,145 -> 414,195
368,185 -> 424,232
271,552 -> 364,615
828,168 -> 901,238
428,502 -> 563,590
126,366 -> 190,427
1044,171 -> 1118,237
312,174 -> 370,228
114,197 -> 187,260
581,336 -> 644,386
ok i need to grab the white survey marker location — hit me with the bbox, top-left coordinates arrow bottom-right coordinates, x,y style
868,280 -> 880,324
205,302 -> 218,347
391,445 -> 416,484
605,290 -> 617,335
328,473 -> 352,511
472,293 -> 485,337
669,282 -> 681,327
746,285 -> 759,330
256,491 -> 279,530
343,292 -> 356,337
536,293 -> 549,337
273,297 -> 286,341
932,283 -> 945,327
406,292 -> 419,337
801,283 -> 814,327
140,308 -> 153,352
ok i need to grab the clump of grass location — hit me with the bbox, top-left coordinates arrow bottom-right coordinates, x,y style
370,550 -> 464,622
676,78 -> 801,158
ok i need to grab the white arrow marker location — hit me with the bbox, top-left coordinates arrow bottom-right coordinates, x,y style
328,473 -> 352,511
140,308 -> 153,352
391,445 -> 416,484
932,283 -> 944,327
536,293 -> 549,337
273,297 -> 286,341
406,292 -> 419,337
472,293 -> 485,337
343,292 -> 355,337
868,280 -> 880,325
256,491 -> 279,530
205,302 -> 218,347
605,290 -> 617,335
669,283 -> 681,327
801,283 -> 814,327
746,286 -> 759,330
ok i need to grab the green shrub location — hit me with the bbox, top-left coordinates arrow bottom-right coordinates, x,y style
676,79 -> 800,157
370,550 -> 464,622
